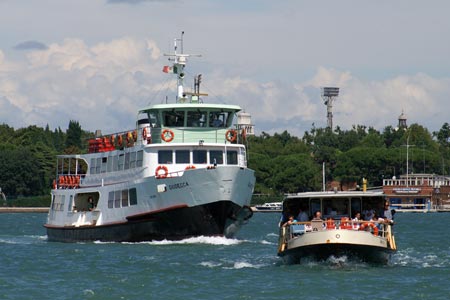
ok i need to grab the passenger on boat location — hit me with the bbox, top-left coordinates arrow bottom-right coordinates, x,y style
352,212 -> 362,229
283,215 -> 297,227
88,197 -> 96,211
312,211 -> 323,221
383,202 -> 394,224
371,212 -> 384,231
212,115 -> 223,127
297,208 -> 309,222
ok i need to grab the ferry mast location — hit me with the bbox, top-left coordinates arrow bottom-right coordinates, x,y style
321,87 -> 340,129
163,32 -> 201,102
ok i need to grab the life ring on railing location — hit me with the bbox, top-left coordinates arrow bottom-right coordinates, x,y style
185,165 -> 196,170
52,179 -> 57,189
225,129 -> 237,142
359,222 -> 379,236
155,165 -> 169,178
340,217 -> 352,229
111,134 -> 116,145
161,129 -> 174,142
117,134 -> 123,146
132,130 -> 137,141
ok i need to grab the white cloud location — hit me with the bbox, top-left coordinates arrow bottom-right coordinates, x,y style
1,35 -> 450,139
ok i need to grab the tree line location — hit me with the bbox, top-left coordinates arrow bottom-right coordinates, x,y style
1,120 -> 450,201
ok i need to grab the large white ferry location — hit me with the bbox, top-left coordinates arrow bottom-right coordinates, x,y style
44,34 -> 256,242
277,190 -> 397,264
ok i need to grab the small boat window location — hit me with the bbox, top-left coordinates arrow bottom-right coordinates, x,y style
210,150 -> 223,165
118,154 -> 125,170
226,150 -> 238,165
310,198 -> 321,216
193,150 -> 207,164
158,150 -> 173,164
323,198 -> 349,218
148,111 -> 160,128
176,150 -> 190,163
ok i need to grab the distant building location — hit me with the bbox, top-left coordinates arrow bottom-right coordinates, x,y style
398,110 -> 407,129
383,173 -> 450,211
237,112 -> 254,136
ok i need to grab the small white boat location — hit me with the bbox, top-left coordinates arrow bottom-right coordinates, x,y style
253,202 -> 282,212
277,190 -> 397,264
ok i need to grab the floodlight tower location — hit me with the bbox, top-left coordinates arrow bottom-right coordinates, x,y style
321,87 -> 340,129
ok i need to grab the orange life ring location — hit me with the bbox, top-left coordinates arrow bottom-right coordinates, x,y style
52,179 -> 57,189
155,165 -> 169,178
185,165 -> 196,170
225,129 -> 237,142
161,129 -> 174,142
118,134 -> 123,146
359,222 -> 379,236
340,217 -> 352,229
132,130 -> 137,141
111,134 -> 116,144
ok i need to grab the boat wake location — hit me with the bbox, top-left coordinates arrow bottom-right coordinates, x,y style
135,236 -> 243,246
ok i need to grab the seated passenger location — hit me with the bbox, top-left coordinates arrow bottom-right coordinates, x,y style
352,212 -> 362,229
283,215 -> 297,227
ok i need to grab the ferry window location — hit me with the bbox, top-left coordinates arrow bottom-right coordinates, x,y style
176,150 -> 190,163
193,150 -> 207,164
124,152 -> 130,170
112,155 -> 119,171
209,112 -> 225,127
122,190 -> 129,207
90,158 -> 96,174
114,190 -> 121,208
118,154 -> 125,170
226,151 -> 238,165
158,150 -> 173,164
129,188 -> 137,205
96,157 -> 101,174
187,111 -> 206,127
107,155 -> 113,172
129,151 -> 136,169
351,198 -> 362,218
148,111 -> 160,128
210,150 -> 223,165
108,191 -> 114,208
310,198 -> 321,217
101,157 -> 107,173
163,111 -> 184,127
136,150 -> 143,167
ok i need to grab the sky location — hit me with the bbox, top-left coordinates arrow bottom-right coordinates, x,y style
1,0 -> 450,137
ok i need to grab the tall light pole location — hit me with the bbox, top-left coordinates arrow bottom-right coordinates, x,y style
321,87 -> 340,129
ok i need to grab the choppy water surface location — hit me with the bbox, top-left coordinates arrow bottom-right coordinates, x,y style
0,212 -> 449,299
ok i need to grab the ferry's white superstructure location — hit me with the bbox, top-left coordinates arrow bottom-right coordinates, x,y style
44,34 -> 255,242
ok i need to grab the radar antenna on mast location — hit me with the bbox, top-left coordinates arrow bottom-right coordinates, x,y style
162,32 -> 202,103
